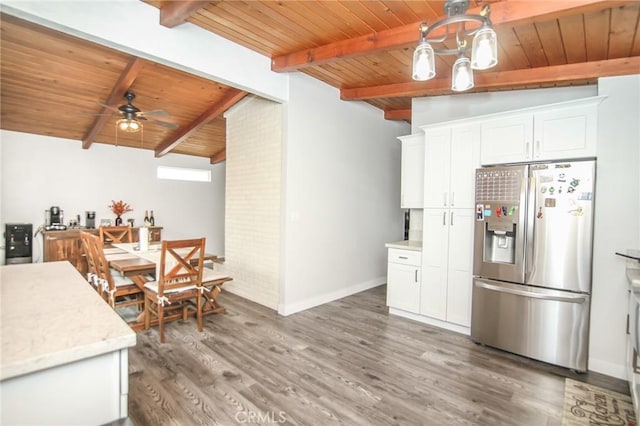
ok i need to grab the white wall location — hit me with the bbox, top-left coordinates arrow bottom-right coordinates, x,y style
1,1 -> 288,103
0,131 -> 225,263
590,75 -> 640,379
412,85 -> 597,131
280,73 -> 410,315
222,97 -> 283,309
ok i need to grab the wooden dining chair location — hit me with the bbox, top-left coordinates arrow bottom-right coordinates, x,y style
83,231 -> 143,311
99,225 -> 133,246
143,238 -> 206,343
80,231 -> 101,294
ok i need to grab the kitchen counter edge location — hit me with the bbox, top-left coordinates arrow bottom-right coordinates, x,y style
385,240 -> 423,251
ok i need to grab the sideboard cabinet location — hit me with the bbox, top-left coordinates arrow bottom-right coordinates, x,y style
43,227 -> 162,275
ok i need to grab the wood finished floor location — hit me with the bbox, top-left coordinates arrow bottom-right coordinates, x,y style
125,285 -> 628,426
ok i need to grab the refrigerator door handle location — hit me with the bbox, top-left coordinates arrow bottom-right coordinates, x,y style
474,280 -> 586,304
525,174 -> 536,282
636,302 -> 640,355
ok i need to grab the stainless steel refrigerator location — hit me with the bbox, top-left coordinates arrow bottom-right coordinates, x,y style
471,160 -> 595,371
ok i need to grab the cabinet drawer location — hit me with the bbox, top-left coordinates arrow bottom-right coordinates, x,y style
388,248 -> 421,266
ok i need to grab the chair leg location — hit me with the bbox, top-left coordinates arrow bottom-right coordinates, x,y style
182,303 -> 188,321
144,294 -> 151,330
158,304 -> 165,343
197,293 -> 203,332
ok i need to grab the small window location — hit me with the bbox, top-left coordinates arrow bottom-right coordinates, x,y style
157,166 -> 211,182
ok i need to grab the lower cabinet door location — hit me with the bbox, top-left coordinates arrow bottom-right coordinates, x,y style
446,209 -> 475,327
387,262 -> 420,313
420,209 -> 449,320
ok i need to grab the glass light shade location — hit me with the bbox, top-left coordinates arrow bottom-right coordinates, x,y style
471,27 -> 498,70
117,118 -> 141,133
451,56 -> 474,92
412,41 -> 436,81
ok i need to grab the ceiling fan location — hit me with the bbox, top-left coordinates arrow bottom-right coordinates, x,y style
98,91 -> 178,132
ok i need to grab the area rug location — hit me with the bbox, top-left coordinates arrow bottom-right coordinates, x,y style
563,378 -> 636,426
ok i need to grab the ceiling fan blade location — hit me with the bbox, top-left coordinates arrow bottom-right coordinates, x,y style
95,102 -> 120,112
139,109 -> 170,117
149,119 -> 179,130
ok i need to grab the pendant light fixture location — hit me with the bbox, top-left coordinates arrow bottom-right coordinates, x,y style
452,54 -> 474,92
411,0 -> 498,91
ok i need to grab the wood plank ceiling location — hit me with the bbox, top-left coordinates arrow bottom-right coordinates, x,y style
1,1 -> 639,161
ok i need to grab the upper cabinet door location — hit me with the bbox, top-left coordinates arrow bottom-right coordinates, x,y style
400,134 -> 425,209
533,102 -> 597,161
480,97 -> 602,165
423,127 -> 452,208
450,123 -> 480,209
480,114 -> 533,165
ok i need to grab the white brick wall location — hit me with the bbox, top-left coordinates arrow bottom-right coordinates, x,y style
221,97 -> 282,309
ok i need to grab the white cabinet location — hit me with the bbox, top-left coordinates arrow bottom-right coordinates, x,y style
534,102 -> 597,160
420,121 -> 480,328
479,114 -> 533,165
423,123 -> 480,209
386,248 -> 421,312
399,134 -> 425,208
480,97 -> 601,165
420,209 -> 475,326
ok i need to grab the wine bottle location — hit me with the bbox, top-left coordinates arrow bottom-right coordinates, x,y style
144,210 -> 150,226
150,210 -> 155,226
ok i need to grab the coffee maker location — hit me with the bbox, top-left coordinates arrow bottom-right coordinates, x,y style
45,206 -> 67,230
85,211 -> 96,229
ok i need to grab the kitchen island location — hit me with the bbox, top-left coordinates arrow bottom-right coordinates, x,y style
0,261 -> 136,425
620,250 -> 640,426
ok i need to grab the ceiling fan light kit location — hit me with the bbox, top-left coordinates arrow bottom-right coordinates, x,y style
411,0 -> 498,91
117,117 -> 142,133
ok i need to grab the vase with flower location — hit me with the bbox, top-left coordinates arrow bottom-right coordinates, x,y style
109,200 -> 133,226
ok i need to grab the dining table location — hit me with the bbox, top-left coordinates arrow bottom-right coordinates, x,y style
107,242 -> 226,331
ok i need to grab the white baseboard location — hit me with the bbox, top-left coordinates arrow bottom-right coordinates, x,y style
278,277 -> 385,316
588,357 -> 626,380
388,307 -> 471,336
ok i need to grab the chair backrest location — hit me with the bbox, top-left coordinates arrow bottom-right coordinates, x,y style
80,231 -> 100,284
157,238 -> 205,296
83,231 -> 117,304
99,226 -> 132,245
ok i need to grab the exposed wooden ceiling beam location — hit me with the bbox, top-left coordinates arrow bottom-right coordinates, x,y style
340,57 -> 640,100
159,1 -> 210,28
384,109 -> 412,121
271,1 -> 623,72
82,57 -> 145,149
210,148 -> 226,164
155,90 -> 248,157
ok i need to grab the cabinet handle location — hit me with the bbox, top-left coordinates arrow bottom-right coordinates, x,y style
443,212 -> 446,226
535,140 -> 540,157
450,211 -> 454,226
399,256 -> 409,260
443,192 -> 447,207
450,192 -> 454,207
414,269 -> 418,283
526,142 -> 530,159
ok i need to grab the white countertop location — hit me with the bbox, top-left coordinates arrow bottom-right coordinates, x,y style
0,261 -> 136,381
385,240 -> 422,251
